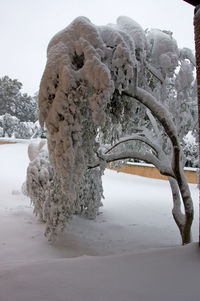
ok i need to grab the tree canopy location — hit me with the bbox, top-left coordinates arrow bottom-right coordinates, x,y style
27,16 -> 197,244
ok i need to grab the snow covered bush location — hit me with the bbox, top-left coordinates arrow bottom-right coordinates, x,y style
15,122 -> 35,139
0,114 -> 42,139
26,140 -> 103,240
0,113 -> 19,137
27,16 -> 196,244
182,131 -> 198,168
26,140 -> 51,221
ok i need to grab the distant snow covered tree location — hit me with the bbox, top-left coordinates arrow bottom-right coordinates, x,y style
0,76 -> 22,117
0,76 -> 40,139
15,93 -> 38,123
0,114 -> 41,139
0,113 -> 19,137
27,16 -> 195,244
182,131 -> 198,167
0,114 -> 43,139
0,76 -> 38,123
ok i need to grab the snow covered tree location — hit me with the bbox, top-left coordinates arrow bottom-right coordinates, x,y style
0,114 -> 41,139
0,76 -> 38,123
15,93 -> 38,123
27,16 -> 195,244
182,131 -> 198,167
0,76 -> 40,139
0,76 -> 22,116
0,113 -> 19,137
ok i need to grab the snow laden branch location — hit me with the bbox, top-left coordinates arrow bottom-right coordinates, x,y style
104,135 -> 159,155
95,134 -> 175,178
122,87 -> 194,244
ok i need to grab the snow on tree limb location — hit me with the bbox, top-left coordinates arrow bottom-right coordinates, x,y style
104,134 -> 160,156
124,86 -> 179,147
103,151 -> 174,178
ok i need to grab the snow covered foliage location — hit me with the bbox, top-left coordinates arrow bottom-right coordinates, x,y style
26,140 -> 51,220
26,140 -> 103,240
0,76 -> 38,123
182,131 -> 198,167
146,28 -> 179,78
0,76 -> 39,139
0,114 -> 41,139
35,17 -> 138,239
0,114 -> 19,137
28,16 -> 196,243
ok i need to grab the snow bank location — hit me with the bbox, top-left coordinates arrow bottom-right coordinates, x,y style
0,142 -> 199,301
0,244 -> 199,301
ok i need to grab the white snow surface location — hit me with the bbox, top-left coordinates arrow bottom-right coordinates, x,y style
0,140 -> 199,301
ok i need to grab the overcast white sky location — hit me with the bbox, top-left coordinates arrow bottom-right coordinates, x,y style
0,0 -> 195,95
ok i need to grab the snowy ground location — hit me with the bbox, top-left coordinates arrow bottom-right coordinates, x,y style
0,140 -> 199,301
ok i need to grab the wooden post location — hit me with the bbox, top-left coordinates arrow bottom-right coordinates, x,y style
194,5 -> 200,246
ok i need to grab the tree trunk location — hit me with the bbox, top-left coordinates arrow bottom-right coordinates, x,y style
172,165 -> 193,244
168,177 -> 192,245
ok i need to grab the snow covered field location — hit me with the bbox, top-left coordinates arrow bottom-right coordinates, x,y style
0,140 -> 199,301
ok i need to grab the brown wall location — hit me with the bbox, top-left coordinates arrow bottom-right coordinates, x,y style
107,163 -> 198,184
0,141 -> 16,145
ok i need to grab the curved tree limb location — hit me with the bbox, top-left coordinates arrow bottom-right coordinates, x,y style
104,151 -> 174,178
104,134 -> 159,156
88,148 -> 175,178
123,85 -> 194,244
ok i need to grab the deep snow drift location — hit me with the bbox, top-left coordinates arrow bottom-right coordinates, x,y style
0,140 -> 199,301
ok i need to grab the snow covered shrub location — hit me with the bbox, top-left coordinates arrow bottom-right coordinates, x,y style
27,141 -> 73,240
0,114 -> 41,139
1,113 -> 20,137
26,140 -> 103,240
15,121 -> 35,139
26,140 -> 51,222
182,131 -> 198,168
